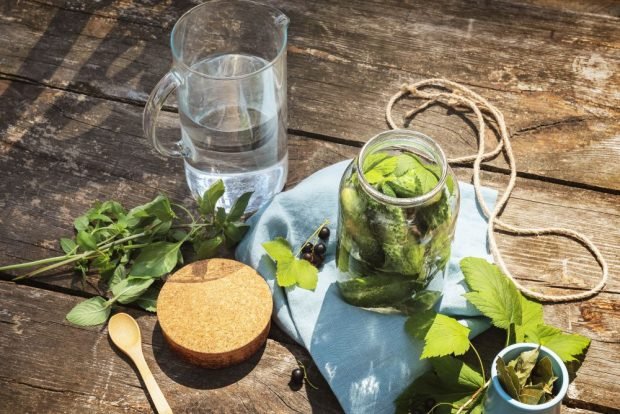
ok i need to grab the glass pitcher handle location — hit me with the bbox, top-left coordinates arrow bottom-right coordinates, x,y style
143,71 -> 183,157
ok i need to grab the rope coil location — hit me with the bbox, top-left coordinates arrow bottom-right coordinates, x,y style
386,78 -> 609,302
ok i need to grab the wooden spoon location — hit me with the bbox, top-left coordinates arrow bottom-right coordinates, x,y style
108,313 -> 173,414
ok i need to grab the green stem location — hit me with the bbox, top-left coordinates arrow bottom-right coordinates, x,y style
8,232 -> 150,280
15,252 -> 95,280
294,219 -> 330,257
0,254 -> 75,271
427,402 -> 459,414
99,232 -> 148,250
454,379 -> 490,414
173,203 -> 196,224
470,341 -> 486,383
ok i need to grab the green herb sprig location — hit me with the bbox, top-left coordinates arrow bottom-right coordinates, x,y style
0,180 -> 253,326
396,258 -> 590,414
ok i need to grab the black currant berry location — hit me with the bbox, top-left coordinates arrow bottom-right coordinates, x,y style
291,368 -> 304,385
302,252 -> 313,262
301,243 -> 313,253
424,398 -> 436,410
314,242 -> 326,256
319,226 -> 331,240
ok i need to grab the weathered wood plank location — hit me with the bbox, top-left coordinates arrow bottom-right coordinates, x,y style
0,0 -> 618,189
0,280 -> 342,413
514,0 -> 620,17
2,79 -> 618,296
0,79 -> 619,413
0,280 -> 617,413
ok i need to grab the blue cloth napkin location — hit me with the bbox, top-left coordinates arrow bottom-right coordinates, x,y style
236,160 -> 498,413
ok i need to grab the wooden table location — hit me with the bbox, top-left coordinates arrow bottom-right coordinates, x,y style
0,1 -> 618,413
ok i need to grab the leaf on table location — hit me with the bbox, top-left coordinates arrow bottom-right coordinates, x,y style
524,324 -> 590,362
76,230 -> 97,251
198,179 -> 225,217
74,215 -> 89,231
395,356 -> 484,414
194,235 -> 223,260
129,241 -> 181,278
108,264 -> 127,288
60,238 -> 77,254
520,384 -> 546,404
432,356 -> 485,391
66,297 -> 111,326
135,286 -> 159,312
223,222 -> 250,246
421,314 -> 471,358
515,295 -> 544,342
496,357 -> 521,400
227,191 -> 253,222
111,277 -> 154,304
461,257 -> 522,329
88,212 -> 113,223
127,195 -> 175,222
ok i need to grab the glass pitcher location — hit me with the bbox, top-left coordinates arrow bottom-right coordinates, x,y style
143,0 -> 289,213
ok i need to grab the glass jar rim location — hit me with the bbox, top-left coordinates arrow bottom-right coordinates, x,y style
356,129 -> 449,207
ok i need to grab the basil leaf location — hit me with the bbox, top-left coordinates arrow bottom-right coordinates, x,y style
198,179 -> 225,216
128,195 -> 175,222
223,222 -> 250,246
76,231 -> 97,251
66,297 -> 111,326
111,278 -> 154,304
60,238 -> 77,254
195,235 -> 223,260
74,215 -> 89,231
227,191 -> 253,222
108,264 -> 127,289
129,241 -> 181,278
135,287 -> 159,312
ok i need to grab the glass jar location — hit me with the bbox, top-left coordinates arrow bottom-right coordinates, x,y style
336,130 -> 460,313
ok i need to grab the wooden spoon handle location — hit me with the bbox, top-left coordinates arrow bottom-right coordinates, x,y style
133,353 -> 173,414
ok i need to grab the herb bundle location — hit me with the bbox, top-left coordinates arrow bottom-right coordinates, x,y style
0,180 -> 252,326
396,258 -> 590,414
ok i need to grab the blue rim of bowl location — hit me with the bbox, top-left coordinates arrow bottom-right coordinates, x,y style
491,343 -> 569,410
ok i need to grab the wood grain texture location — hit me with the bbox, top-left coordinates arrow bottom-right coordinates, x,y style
0,80 -> 618,411
0,0 -> 618,189
0,280 -> 342,414
0,0 -> 619,412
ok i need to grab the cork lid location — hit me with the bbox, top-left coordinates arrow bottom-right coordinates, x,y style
157,258 -> 272,368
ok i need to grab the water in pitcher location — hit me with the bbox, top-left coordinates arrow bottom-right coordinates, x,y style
179,53 -> 287,212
